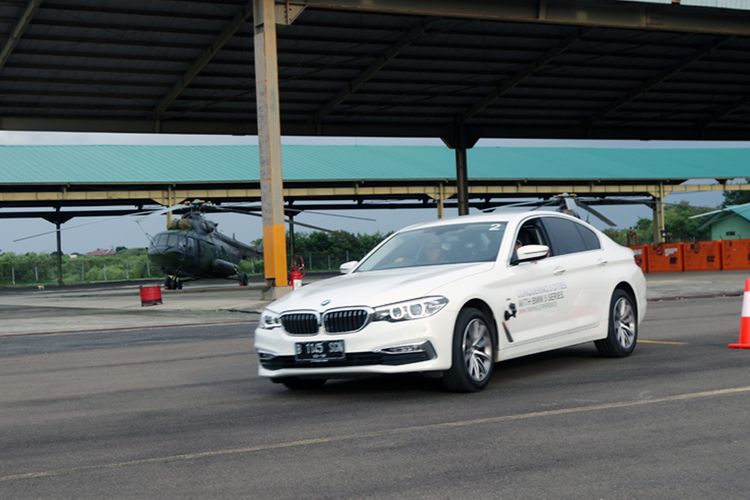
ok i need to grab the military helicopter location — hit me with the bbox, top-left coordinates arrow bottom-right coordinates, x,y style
146,199 -> 373,289
146,201 -> 262,289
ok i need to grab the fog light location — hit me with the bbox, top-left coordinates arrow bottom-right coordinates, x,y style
378,341 -> 435,358
382,345 -> 423,354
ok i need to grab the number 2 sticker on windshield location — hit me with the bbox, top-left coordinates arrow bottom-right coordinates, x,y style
489,223 -> 502,231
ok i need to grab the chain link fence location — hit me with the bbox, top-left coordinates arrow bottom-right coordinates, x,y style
0,251 -> 367,286
0,254 -> 158,286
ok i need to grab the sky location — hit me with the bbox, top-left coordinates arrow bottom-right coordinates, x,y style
0,131 -> 738,255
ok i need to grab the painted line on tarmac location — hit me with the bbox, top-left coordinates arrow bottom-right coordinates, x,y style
2,385 -> 750,483
639,339 -> 687,345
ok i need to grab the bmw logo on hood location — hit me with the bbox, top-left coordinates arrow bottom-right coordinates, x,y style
321,299 -> 331,307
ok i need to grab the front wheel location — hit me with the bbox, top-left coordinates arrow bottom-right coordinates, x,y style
595,289 -> 638,357
442,308 -> 495,392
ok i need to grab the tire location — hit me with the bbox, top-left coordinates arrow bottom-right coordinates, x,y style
277,377 -> 327,390
442,307 -> 495,392
595,289 -> 638,357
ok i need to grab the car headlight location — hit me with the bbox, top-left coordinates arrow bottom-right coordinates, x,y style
260,309 -> 282,329
373,296 -> 449,322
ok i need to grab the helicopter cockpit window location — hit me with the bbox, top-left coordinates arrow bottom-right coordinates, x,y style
153,234 -> 168,247
166,234 -> 183,248
185,237 -> 196,256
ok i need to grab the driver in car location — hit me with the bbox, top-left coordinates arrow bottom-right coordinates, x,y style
423,241 -> 444,263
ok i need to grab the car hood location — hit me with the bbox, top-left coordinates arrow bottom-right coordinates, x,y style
268,262 -> 494,311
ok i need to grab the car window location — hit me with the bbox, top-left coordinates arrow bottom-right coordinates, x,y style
541,217 -> 587,256
575,223 -> 601,250
356,222 -> 506,272
515,217 -> 549,247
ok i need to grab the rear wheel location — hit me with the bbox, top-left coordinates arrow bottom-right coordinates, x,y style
442,308 -> 495,392
595,289 -> 637,357
277,377 -> 327,390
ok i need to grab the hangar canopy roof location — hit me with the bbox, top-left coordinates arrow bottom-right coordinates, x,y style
0,144 -> 747,184
1,0 -> 750,140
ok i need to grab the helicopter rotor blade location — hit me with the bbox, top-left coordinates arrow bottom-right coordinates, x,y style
220,203 -> 376,222
531,198 -> 561,211
12,209 -> 159,243
284,208 -> 376,222
214,206 -> 339,233
287,219 -> 338,233
563,197 -> 578,213
575,200 -> 617,227
481,199 -> 544,213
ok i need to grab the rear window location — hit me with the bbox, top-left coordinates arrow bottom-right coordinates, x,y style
575,223 -> 601,251
542,217 -> 587,256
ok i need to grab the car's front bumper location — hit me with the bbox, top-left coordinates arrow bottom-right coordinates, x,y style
254,309 -> 457,379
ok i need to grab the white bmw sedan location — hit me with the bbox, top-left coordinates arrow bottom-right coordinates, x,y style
255,210 -> 646,392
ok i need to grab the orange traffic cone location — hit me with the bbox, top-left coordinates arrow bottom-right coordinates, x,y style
729,278 -> 750,349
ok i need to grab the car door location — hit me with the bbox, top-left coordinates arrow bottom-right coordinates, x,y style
499,217 -> 575,349
540,216 -> 607,334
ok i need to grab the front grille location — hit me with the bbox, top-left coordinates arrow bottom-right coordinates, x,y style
281,312 -> 319,334
323,309 -> 370,333
259,351 -> 431,371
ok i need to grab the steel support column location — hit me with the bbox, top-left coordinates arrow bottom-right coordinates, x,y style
455,147 -> 469,216
653,185 -> 666,244
254,0 -> 288,293
443,125 -> 478,217
55,212 -> 63,286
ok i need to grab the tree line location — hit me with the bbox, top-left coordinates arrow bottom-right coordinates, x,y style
0,231 -> 390,286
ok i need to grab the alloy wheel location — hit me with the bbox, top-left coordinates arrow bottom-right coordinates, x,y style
462,318 -> 493,383
613,297 -> 636,349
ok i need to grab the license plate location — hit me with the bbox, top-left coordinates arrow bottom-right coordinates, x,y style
295,340 -> 345,362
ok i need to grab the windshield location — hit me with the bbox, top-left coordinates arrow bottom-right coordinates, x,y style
356,222 -> 507,272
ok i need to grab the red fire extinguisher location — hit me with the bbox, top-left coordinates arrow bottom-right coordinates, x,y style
289,256 -> 305,290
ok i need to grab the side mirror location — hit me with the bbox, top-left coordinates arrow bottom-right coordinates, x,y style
339,260 -> 358,274
515,245 -> 549,264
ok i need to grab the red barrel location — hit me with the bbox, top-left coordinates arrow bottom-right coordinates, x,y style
139,285 -> 163,306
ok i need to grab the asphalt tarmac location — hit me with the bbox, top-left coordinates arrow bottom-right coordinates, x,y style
1,274 -> 750,498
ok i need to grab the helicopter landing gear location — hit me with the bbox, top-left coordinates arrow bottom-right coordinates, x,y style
238,272 -> 249,287
164,276 -> 183,290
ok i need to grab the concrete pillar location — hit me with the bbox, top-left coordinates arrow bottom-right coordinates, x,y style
437,184 -> 445,219
254,0 -> 288,295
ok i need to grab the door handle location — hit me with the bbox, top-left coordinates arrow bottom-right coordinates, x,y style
553,266 -> 566,276
597,258 -> 608,266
